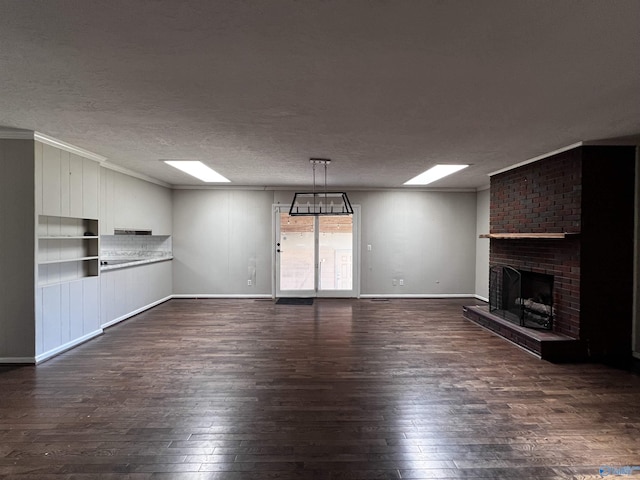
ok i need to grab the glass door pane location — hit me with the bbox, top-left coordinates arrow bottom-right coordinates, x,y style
278,213 -> 315,292
318,216 -> 353,292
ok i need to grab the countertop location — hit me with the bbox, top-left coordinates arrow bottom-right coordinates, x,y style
100,256 -> 173,271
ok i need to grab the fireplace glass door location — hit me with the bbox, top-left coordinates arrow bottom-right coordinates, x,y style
489,265 -> 554,330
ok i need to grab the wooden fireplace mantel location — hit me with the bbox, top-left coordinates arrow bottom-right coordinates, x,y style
479,232 -> 580,239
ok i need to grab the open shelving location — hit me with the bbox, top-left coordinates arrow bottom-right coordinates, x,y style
37,216 -> 99,286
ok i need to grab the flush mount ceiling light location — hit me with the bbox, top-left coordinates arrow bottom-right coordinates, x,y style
164,160 -> 230,183
289,158 -> 353,216
404,164 -> 469,185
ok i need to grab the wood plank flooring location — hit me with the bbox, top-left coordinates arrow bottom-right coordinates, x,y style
2,298 -> 640,479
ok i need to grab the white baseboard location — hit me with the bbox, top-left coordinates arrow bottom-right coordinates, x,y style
34,329 -> 104,364
359,293 -> 478,299
474,295 -> 489,302
101,295 -> 172,329
171,294 -> 273,299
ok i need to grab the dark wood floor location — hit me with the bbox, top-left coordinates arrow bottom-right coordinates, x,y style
2,298 -> 640,479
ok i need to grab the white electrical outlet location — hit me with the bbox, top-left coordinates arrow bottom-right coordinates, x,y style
399,279 -> 404,286
247,280 -> 252,286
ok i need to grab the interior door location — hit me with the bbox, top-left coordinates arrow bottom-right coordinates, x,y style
275,206 -> 358,298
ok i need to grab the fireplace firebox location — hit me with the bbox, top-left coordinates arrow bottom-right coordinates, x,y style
489,266 -> 554,330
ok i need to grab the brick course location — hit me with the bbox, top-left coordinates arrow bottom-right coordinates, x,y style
489,149 -> 582,338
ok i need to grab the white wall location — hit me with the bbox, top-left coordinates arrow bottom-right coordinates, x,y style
475,188 -> 490,300
349,190 -> 477,296
275,190 -> 478,296
172,189 -> 274,295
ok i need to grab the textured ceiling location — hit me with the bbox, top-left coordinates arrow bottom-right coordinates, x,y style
1,0 -> 639,189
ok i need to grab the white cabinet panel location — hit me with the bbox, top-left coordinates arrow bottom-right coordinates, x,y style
60,282 -> 71,344
69,280 -> 84,340
41,284 -> 62,354
60,150 -> 71,217
100,168 -> 171,235
69,153 -> 84,218
82,159 -> 99,220
41,144 -> 61,216
100,261 -> 172,328
83,277 -> 99,334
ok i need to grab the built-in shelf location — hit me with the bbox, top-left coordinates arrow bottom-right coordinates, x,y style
479,233 -> 580,239
37,216 -> 100,286
39,236 -> 99,240
39,256 -> 99,265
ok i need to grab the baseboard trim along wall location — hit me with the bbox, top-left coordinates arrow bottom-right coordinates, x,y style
171,294 -> 273,299
34,329 -> 104,364
359,294 -> 478,299
101,296 -> 173,329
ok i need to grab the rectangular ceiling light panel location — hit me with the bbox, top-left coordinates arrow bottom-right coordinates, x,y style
164,160 -> 230,183
404,164 -> 468,185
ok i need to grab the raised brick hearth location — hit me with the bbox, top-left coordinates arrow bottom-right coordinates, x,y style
465,145 -> 636,365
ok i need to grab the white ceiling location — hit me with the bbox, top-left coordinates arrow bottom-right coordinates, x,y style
1,0 -> 639,189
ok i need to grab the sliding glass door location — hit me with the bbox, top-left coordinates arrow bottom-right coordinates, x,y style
275,206 -> 358,297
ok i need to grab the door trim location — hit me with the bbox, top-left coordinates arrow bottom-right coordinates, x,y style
272,204 -> 360,298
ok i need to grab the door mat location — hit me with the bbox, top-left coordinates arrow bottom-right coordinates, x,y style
276,298 -> 314,305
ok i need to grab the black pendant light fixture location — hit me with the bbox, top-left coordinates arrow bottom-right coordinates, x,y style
289,158 -> 353,216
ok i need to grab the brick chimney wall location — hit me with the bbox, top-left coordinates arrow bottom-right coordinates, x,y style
489,148 -> 582,338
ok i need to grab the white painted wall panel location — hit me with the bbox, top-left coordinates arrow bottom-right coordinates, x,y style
172,190 -> 273,295
348,190 -> 477,296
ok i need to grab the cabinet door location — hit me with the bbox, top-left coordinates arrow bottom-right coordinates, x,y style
82,277 -> 100,334
69,280 -> 84,340
69,153 -> 84,218
60,150 -> 71,217
41,284 -> 62,354
82,159 -> 99,220
41,144 -> 61,216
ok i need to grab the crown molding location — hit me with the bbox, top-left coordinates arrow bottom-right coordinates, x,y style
101,161 -> 172,188
0,129 -> 108,163
33,132 -> 107,163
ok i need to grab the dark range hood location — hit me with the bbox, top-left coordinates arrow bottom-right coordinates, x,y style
114,229 -> 152,235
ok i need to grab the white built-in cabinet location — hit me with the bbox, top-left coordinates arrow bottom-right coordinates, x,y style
34,141 -> 102,361
100,261 -> 172,328
99,167 -> 172,235
36,143 -> 99,219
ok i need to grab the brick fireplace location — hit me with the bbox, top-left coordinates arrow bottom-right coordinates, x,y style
464,145 -> 636,365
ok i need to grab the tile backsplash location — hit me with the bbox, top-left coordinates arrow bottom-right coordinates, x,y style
101,235 -> 172,259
